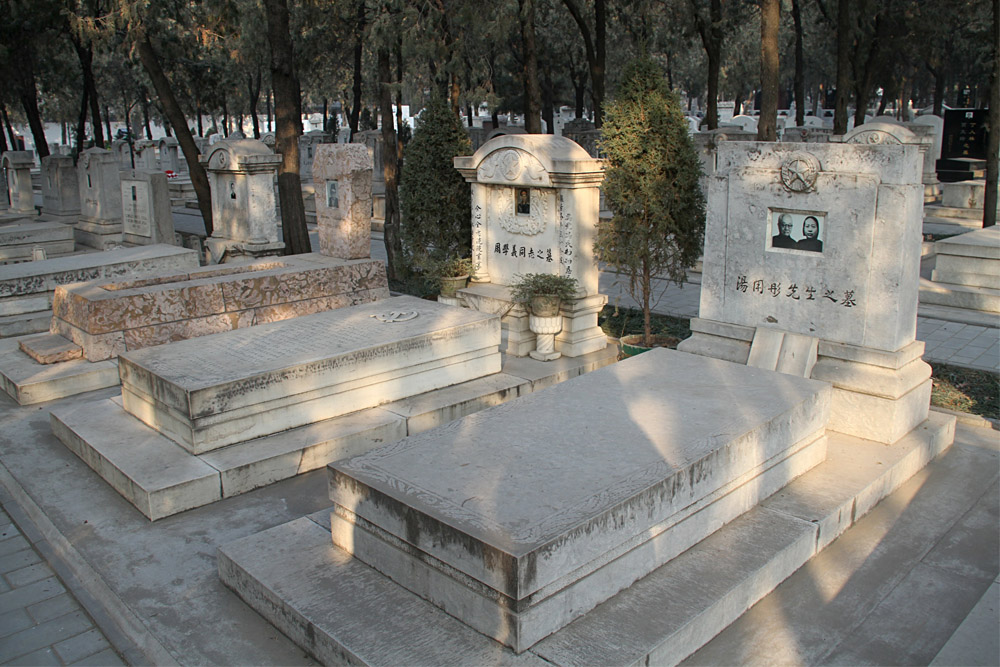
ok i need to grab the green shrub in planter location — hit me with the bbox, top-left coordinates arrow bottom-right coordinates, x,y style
509,273 -> 579,315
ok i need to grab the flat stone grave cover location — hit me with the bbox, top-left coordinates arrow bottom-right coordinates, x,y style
119,295 -> 501,454
328,348 -> 830,652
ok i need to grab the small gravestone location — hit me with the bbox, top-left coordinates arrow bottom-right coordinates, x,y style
2,151 -> 36,215
678,139 -> 933,444
157,137 -> 185,173
120,169 -> 175,246
201,139 -> 283,262
41,155 -> 80,218
312,144 -> 371,259
75,148 -> 124,249
352,130 -> 385,225
454,134 -> 607,358
132,140 -> 158,170
299,131 -> 331,181
112,140 -> 132,169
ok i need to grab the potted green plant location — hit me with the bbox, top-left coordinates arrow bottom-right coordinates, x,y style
509,273 -> 579,361
434,256 -> 474,298
596,55 -> 706,354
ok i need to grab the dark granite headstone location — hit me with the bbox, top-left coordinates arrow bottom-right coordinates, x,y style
941,108 -> 988,160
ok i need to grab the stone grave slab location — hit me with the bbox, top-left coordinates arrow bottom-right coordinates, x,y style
327,348 -> 830,652
52,253 -> 389,361
921,225 -> 1000,315
76,148 -> 124,249
119,295 -> 502,453
0,244 -> 199,338
0,220 -> 75,264
0,337 -> 117,404
3,151 -> 36,215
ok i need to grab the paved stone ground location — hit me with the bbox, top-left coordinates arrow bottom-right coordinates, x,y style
0,506 -> 122,666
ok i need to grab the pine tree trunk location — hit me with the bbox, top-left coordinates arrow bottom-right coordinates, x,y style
379,48 -> 405,280
833,0 -> 852,135
349,3 -> 365,140
757,0 -> 780,141
792,0 -> 805,127
135,34 -> 214,234
263,0 -> 310,255
75,87 -> 89,154
519,0 -> 543,133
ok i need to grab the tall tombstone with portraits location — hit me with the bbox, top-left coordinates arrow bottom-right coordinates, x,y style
454,134 -> 607,358
201,139 -> 284,262
2,151 -> 36,216
312,143 -> 372,259
75,148 -> 124,249
677,138 -> 942,445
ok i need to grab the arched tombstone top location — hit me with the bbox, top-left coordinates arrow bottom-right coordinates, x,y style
835,119 -> 918,146
78,147 -> 114,170
158,137 -> 178,150
201,139 -> 281,173
1,151 -> 34,169
456,134 -> 601,188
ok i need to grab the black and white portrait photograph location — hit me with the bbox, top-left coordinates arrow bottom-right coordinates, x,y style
768,210 -> 825,253
327,181 -> 339,209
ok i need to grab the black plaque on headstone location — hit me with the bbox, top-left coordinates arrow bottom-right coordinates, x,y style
941,109 -> 988,160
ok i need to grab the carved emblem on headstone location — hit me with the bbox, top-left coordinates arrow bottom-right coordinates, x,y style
846,130 -> 902,145
478,149 -> 545,183
371,310 -> 419,323
495,187 -> 549,236
780,152 -> 821,193
209,150 -> 230,170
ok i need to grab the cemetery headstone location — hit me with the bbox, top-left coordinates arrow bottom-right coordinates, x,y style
120,169 -> 176,246
157,137 -> 185,173
201,139 -> 284,262
782,126 -> 832,143
352,130 -> 385,225
312,144 -> 371,259
454,134 -> 607,358
132,140 -> 158,170
113,140 -> 132,169
41,155 -> 80,218
299,131 -> 331,181
677,139 -> 931,444
75,148 -> 124,249
2,151 -> 36,215
937,109 -> 989,183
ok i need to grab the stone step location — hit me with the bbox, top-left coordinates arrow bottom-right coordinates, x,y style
924,205 -> 987,221
18,332 -> 82,364
217,412 -> 954,666
0,337 -> 118,405
919,278 -> 1000,313
49,346 -> 617,520
0,311 -> 53,338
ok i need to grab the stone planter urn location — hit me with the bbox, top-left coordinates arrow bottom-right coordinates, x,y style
439,275 -> 470,298
528,295 -> 563,361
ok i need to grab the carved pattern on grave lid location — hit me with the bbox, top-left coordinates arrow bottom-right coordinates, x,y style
371,310 -> 419,323
845,129 -> 902,145
478,149 -> 546,184
780,151 -> 821,193
495,186 -> 550,236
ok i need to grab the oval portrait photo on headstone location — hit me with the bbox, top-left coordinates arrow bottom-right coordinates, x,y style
768,209 -> 826,254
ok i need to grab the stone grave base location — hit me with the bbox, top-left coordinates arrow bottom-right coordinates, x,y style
49,346 -> 617,520
0,220 -> 75,264
116,297 -> 501,453
74,218 -> 124,249
0,245 -> 200,339
920,226 -> 1000,318
323,350 -> 830,653
679,319 -> 935,444
459,282 -> 608,358
0,337 -> 119,405
218,368 -> 955,665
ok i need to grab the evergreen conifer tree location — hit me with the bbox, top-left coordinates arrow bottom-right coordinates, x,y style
597,56 -> 706,346
400,97 -> 472,268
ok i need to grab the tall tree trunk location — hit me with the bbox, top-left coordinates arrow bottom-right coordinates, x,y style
378,47 -> 405,280
984,0 -> 998,227
542,61 -> 555,133
395,38 -> 405,168
72,39 -> 105,148
691,0 -> 723,130
0,104 -> 8,152
248,68 -> 262,139
1,103 -> 14,151
135,34 -> 214,234
833,0 -> 852,134
266,90 -> 272,132
222,93 -> 230,136
560,0 -> 606,127
75,87 -> 89,154
349,3 -> 365,139
792,0 -> 805,127
519,0 -> 543,133
757,0 -> 780,141
263,0 -> 310,255
141,91 -> 153,139
932,66 -> 946,116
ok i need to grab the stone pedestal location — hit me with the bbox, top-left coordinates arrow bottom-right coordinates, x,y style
3,151 -> 36,215
75,148 -> 124,249
528,313 -> 562,360
201,139 -> 284,262
312,144 -> 371,259
41,155 -> 80,217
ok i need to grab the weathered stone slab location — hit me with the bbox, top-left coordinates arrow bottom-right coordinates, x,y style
219,413 -> 953,667
119,296 -> 502,453
313,144 -> 372,259
120,169 -> 175,246
18,333 -> 82,364
51,254 -> 388,361
0,337 -> 118,404
328,348 -> 830,651
0,221 -> 75,263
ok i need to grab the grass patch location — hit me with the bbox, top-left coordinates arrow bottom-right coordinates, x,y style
601,306 -> 998,421
598,305 -> 691,341
930,362 -> 1000,421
